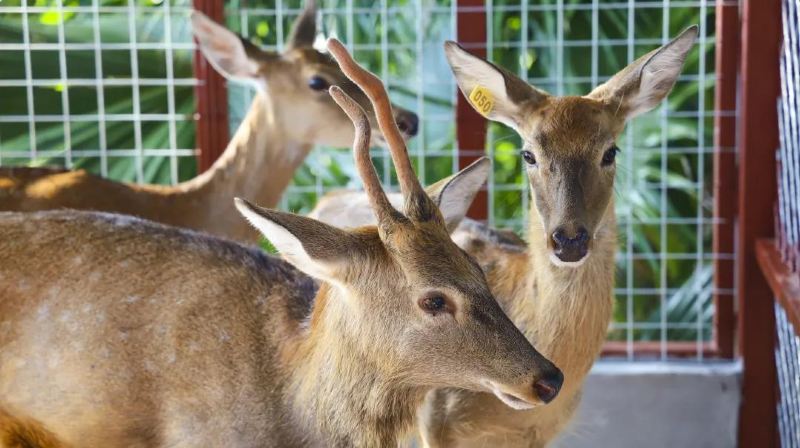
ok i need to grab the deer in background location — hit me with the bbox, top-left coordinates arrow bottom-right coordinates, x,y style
0,39 -> 563,448
0,1 -> 418,243
311,27 -> 698,447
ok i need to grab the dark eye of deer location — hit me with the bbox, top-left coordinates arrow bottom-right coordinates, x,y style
419,295 -> 447,315
521,150 -> 537,166
308,76 -> 330,91
601,145 -> 620,166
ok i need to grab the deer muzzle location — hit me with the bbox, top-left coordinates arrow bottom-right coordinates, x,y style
483,367 -> 564,410
550,225 -> 590,266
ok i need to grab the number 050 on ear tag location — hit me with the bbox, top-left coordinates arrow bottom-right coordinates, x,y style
469,86 -> 494,117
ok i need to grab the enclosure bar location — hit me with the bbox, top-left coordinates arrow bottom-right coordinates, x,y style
455,0 -> 488,220
757,240 -> 800,334
56,0 -> 72,167
163,0 -> 180,184
695,0 -> 708,361
192,0 -> 229,173
623,0 -> 635,360
127,0 -> 144,182
20,0 -> 36,160
415,0 -> 426,184
712,0 -> 739,360
91,0 -> 109,177
603,341 -> 718,358
658,0 -> 670,360
736,0 -> 782,444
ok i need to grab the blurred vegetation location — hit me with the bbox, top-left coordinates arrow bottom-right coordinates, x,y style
0,0 -> 716,344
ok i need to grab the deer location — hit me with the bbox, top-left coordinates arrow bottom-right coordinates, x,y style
0,1 -> 418,244
0,39 -> 564,448
310,27 -> 699,447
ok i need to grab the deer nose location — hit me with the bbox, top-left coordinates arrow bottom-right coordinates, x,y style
533,369 -> 563,404
395,111 -> 419,137
551,226 -> 590,263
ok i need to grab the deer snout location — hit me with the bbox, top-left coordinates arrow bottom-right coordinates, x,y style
395,110 -> 419,137
533,369 -> 564,404
484,365 -> 564,410
550,226 -> 590,265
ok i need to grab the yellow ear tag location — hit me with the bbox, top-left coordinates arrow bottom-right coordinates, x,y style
468,86 -> 494,117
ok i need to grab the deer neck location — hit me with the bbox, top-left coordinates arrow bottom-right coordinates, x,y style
176,91 -> 314,240
514,201 -> 617,389
283,284 -> 423,446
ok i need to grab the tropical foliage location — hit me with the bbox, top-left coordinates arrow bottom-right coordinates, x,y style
0,0 -> 716,344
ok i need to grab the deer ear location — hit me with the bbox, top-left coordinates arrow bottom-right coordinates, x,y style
287,0 -> 317,49
426,157 -> 491,232
235,198 -> 360,283
588,26 -> 698,119
444,41 -> 549,133
191,11 -> 266,83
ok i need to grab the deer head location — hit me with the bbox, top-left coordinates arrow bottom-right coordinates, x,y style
190,1 -> 418,148
235,39 -> 563,410
445,27 -> 698,266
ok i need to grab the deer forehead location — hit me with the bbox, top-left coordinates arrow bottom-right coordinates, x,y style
283,48 -> 342,76
529,97 -> 621,157
389,228 -> 487,289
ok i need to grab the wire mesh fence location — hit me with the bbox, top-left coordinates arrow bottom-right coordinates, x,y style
0,0 -> 198,184
776,0 -> 799,444
0,0 -> 725,361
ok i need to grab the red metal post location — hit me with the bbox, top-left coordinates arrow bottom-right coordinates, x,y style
757,240 -> 800,334
712,0 -> 739,359
737,0 -> 782,445
456,0 -> 488,220
193,0 -> 230,172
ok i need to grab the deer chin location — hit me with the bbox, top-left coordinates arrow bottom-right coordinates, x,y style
548,251 -> 589,268
483,380 -> 538,411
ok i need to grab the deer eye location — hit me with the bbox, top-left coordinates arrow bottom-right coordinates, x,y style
521,150 -> 537,166
308,76 -> 330,91
601,145 -> 619,166
418,293 -> 450,316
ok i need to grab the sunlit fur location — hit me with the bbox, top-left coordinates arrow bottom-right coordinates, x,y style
307,26 -> 698,447
0,3 -> 415,244
0,210 -> 546,447
0,47 -> 558,447
410,27 -> 698,448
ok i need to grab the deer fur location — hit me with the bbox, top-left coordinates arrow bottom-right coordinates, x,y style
0,2 -> 417,244
0,41 -> 562,448
310,27 -> 699,447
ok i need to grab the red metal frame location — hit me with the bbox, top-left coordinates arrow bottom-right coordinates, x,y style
712,0 -> 738,360
193,0 -> 230,173
736,0 -> 782,445
603,341 -> 718,358
757,239 -> 800,333
455,0 -> 488,221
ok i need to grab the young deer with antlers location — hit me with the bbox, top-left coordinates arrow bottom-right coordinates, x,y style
0,2 -> 417,243
311,27 -> 698,447
0,40 -> 563,448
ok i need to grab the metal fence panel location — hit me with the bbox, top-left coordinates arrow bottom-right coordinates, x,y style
776,0 -> 800,444
0,0 -> 723,361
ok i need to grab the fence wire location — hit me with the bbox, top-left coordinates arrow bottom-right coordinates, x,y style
0,0 -> 723,360
776,0 -> 800,444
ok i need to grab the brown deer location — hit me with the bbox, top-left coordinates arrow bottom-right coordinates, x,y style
0,1 -> 418,243
0,40 -> 563,448
311,27 -> 698,447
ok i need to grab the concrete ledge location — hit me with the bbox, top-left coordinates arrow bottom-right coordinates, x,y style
554,361 -> 742,448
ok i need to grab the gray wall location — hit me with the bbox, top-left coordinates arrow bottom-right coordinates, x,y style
554,362 -> 741,448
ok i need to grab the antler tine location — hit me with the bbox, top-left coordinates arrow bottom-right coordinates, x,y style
328,86 -> 399,226
326,38 -> 426,202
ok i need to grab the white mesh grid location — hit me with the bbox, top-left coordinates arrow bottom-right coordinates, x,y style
0,0 -> 726,361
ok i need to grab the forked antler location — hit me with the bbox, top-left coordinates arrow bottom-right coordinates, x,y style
326,39 -> 432,220
328,86 -> 398,226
